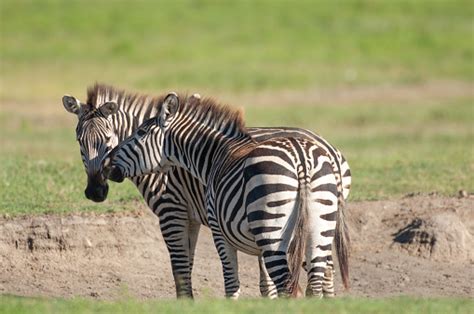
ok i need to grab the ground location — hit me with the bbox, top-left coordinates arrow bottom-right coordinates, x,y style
1,195 -> 472,300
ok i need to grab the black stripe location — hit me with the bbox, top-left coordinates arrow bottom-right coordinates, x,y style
310,161 -> 333,181
256,238 -> 282,246
252,226 -> 282,234
263,251 -> 286,258
309,266 -> 326,274
320,212 -> 337,221
245,161 -> 297,180
321,230 -> 335,237
316,199 -> 333,206
311,183 -> 337,193
316,244 -> 332,251
248,147 -> 294,167
267,199 -> 294,207
311,256 -> 328,264
265,259 -> 285,269
248,210 -> 286,222
246,184 -> 297,207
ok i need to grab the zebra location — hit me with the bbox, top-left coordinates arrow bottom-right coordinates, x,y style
62,83 -> 351,298
104,92 -> 350,298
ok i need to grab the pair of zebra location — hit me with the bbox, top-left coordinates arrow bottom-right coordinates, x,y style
63,84 -> 351,298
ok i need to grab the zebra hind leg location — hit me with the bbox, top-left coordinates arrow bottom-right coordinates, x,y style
258,255 -> 278,299
302,258 -> 333,298
260,250 -> 294,297
322,257 -> 335,298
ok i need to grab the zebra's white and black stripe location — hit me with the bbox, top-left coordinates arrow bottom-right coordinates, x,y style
106,93 -> 350,298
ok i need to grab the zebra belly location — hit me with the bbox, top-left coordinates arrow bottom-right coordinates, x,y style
219,214 -> 260,255
212,181 -> 261,256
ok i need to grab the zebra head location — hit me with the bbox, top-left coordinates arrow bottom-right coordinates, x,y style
62,95 -> 119,202
105,93 -> 179,183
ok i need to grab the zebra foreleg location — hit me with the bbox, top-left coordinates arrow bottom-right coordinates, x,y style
258,255 -> 278,299
160,214 -> 194,298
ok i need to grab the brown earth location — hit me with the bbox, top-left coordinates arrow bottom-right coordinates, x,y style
0,195 -> 472,300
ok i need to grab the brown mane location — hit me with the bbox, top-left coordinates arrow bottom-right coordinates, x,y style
86,82 -> 167,110
85,82 -> 247,135
181,95 -> 247,135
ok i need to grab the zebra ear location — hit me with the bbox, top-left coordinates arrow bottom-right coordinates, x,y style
160,92 -> 179,124
98,101 -> 119,117
62,95 -> 81,115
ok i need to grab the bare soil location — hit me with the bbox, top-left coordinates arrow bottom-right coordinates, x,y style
0,195 -> 472,300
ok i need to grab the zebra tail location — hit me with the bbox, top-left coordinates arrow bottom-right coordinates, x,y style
335,186 -> 350,290
286,178 -> 310,297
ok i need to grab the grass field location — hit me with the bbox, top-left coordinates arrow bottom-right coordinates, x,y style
1,0 -> 472,102
1,296 -> 472,314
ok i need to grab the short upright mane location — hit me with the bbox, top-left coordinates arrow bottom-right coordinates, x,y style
182,96 -> 247,135
86,83 -> 165,109
86,83 -> 247,135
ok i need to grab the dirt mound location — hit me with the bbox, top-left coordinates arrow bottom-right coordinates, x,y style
392,213 -> 474,262
0,195 -> 473,299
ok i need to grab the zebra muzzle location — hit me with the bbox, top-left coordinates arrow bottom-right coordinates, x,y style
85,174 -> 109,202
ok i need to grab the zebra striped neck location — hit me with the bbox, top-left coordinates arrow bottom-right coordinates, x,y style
165,118 -> 254,186
156,94 -> 254,185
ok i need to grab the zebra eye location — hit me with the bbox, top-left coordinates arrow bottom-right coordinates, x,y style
137,128 -> 147,136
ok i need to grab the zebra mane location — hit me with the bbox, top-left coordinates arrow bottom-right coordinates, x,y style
86,83 -> 167,110
181,96 -> 247,136
85,83 -> 247,135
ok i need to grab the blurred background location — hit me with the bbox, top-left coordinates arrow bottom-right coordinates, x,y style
0,0 -> 472,214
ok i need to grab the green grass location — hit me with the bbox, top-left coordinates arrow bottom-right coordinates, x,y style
1,0 -> 473,103
0,296 -> 472,314
1,98 -> 472,215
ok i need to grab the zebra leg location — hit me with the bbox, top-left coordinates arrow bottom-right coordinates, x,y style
303,248 -> 335,298
187,220 -> 201,276
158,207 -> 194,298
306,205 -> 337,295
258,255 -> 278,299
305,157 -> 338,298
260,250 -> 292,297
210,229 -> 241,299
322,256 -> 335,298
